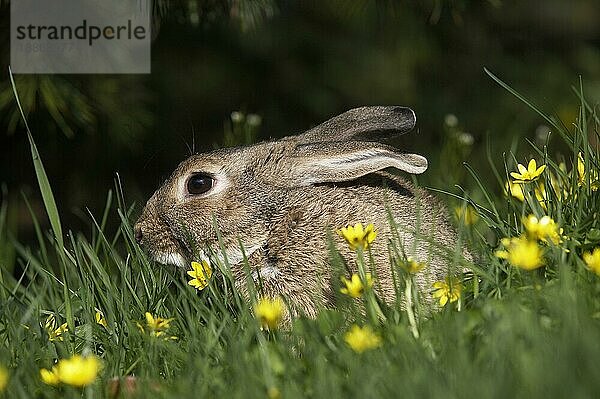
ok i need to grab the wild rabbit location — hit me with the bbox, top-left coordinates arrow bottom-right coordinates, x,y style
135,106 -> 470,316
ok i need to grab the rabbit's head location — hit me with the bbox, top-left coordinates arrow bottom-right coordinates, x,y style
135,106 -> 427,270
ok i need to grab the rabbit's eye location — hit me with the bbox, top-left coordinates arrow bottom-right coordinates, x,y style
187,173 -> 213,195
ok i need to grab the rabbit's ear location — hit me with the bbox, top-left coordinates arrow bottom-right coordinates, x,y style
297,106 -> 416,144
288,141 -> 427,185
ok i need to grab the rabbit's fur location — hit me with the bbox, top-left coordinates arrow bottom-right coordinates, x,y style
135,106 -> 470,316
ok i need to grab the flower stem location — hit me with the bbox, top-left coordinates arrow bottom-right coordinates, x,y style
357,249 -> 385,324
404,277 -> 420,339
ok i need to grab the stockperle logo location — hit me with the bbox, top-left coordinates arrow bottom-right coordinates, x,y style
11,0 -> 150,74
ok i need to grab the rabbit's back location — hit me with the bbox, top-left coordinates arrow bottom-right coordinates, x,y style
233,170 -> 465,315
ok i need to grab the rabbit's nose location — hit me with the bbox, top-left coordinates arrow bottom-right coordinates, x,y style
134,224 -> 143,244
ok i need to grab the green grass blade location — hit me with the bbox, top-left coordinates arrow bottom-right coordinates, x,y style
484,68 -> 574,146
8,67 -> 64,249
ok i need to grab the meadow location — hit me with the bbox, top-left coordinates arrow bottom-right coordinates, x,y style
1,75 -> 600,399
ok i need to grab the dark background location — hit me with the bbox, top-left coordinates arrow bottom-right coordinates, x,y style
0,0 -> 599,243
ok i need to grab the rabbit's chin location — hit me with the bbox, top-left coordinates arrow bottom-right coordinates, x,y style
154,252 -> 188,268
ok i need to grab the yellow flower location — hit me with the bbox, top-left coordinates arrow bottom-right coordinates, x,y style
577,153 -> 584,182
583,248 -> 600,276
137,312 -> 176,339
534,183 -> 550,210
145,312 -> 173,331
505,181 -> 526,201
187,260 -> 212,290
95,311 -> 108,328
432,277 -> 462,307
254,297 -> 284,330
56,356 -> 100,387
43,314 -> 68,342
496,236 -> 544,270
504,181 -> 549,209
398,257 -> 426,274
40,367 -> 60,386
454,206 -> 478,225
523,215 -> 562,244
549,166 -> 569,200
340,273 -> 373,298
510,159 -> 546,183
577,152 -> 600,191
344,325 -> 382,353
40,355 -> 100,388
338,223 -> 377,251
0,366 -> 7,392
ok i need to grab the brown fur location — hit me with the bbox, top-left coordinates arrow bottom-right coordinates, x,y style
135,106 -> 469,316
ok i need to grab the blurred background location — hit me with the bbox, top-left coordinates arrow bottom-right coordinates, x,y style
0,0 -> 599,247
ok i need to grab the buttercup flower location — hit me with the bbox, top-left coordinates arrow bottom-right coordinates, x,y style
496,236 -> 544,270
577,152 -> 599,191
0,366 -> 7,392
138,312 -> 176,339
432,277 -> 462,307
505,181 -> 526,201
454,206 -> 478,225
549,165 -> 569,200
398,257 -> 426,274
40,367 -> 60,386
583,248 -> 600,276
534,183 -> 550,210
40,355 -> 100,388
95,311 -> 108,328
577,152 -> 585,184
145,312 -> 173,332
338,223 -> 377,251
344,325 -> 382,353
340,273 -> 373,298
504,181 -> 549,210
43,314 -> 68,342
187,260 -> 213,291
523,215 -> 562,244
511,159 -> 546,183
254,297 -> 284,330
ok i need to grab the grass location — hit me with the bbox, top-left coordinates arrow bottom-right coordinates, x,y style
1,75 -> 600,398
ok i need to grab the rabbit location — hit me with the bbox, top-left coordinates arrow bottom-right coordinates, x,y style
134,106 -> 471,317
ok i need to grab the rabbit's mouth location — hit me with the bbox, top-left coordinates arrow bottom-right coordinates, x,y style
148,236 -> 195,268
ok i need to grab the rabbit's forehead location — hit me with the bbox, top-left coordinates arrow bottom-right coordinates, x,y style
177,155 -> 229,174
